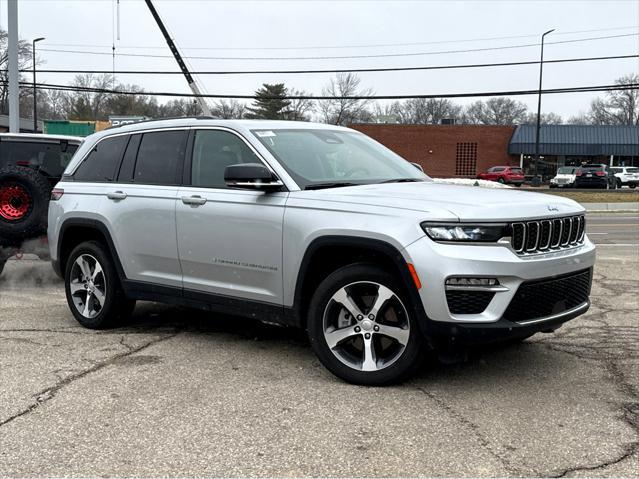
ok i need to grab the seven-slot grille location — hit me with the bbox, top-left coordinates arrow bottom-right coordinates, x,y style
511,215 -> 585,254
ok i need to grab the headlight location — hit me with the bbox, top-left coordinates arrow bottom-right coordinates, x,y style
421,222 -> 510,242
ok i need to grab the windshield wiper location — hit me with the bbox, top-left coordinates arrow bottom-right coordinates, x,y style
305,182 -> 361,190
380,178 -> 424,183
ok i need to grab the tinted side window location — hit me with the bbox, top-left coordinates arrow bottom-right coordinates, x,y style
74,136 -> 128,182
191,130 -> 261,189
0,140 -> 78,177
117,134 -> 141,182
134,130 -> 187,185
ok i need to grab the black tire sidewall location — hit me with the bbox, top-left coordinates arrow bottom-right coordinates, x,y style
65,241 -> 129,329
307,263 -> 424,386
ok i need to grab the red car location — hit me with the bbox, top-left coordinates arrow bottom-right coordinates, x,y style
477,166 -> 524,186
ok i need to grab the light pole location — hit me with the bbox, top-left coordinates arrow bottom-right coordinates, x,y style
32,37 -> 45,133
533,29 -> 554,186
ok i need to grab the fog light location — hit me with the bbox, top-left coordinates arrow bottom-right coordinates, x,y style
446,277 -> 499,286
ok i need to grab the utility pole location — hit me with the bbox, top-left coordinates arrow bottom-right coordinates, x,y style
7,0 -> 20,133
144,0 -> 212,116
32,37 -> 45,133
533,28 -> 555,186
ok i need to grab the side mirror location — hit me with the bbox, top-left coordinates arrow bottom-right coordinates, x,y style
224,163 -> 283,192
411,162 -> 424,172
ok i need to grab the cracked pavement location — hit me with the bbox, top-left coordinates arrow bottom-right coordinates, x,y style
0,241 -> 637,476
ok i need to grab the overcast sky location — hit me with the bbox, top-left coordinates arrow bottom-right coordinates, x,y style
2,0 -> 638,119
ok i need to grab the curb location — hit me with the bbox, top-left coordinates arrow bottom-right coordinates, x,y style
582,202 -> 639,212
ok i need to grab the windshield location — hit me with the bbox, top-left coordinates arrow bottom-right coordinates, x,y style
251,129 -> 429,189
557,167 -> 576,174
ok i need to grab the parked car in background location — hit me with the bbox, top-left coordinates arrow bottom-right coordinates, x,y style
48,119 -> 595,385
575,164 -> 616,189
549,166 -> 577,188
0,133 -> 82,275
477,166 -> 524,186
610,166 -> 639,189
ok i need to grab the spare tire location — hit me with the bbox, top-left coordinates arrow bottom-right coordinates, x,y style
0,166 -> 51,243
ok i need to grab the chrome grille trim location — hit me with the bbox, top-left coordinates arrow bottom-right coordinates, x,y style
510,214 -> 585,255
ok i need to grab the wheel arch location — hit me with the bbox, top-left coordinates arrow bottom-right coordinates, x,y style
292,236 -> 427,330
56,218 -> 125,280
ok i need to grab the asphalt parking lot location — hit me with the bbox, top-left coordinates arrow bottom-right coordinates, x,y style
0,213 -> 637,477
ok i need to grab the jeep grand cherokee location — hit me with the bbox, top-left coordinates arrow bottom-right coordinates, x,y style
48,119 -> 595,385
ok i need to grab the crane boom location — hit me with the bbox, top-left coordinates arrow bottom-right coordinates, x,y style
144,0 -> 212,116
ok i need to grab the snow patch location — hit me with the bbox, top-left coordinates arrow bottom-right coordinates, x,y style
432,178 -> 514,189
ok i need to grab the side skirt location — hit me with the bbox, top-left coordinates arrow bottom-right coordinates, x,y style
122,280 -> 301,328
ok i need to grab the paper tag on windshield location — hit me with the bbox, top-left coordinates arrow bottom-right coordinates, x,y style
255,131 -> 276,137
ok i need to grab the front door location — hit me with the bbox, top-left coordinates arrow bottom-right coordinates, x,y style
176,128 -> 287,305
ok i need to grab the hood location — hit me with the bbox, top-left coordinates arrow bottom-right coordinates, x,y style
294,182 -> 584,222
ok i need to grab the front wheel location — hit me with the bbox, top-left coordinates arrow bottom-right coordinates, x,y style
307,264 -> 424,386
616,179 -> 623,189
497,177 -> 505,184
630,183 -> 637,189
65,241 -> 135,329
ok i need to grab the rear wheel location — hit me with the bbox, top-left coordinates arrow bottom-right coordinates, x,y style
631,183 -> 637,189
307,263 -> 424,386
65,241 -> 135,329
616,179 -> 623,189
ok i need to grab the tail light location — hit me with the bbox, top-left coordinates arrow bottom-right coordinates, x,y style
595,171 -> 606,177
575,171 -> 583,176
16,161 -> 30,167
50,188 -> 64,201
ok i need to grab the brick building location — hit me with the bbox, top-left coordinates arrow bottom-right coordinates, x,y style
351,123 -> 639,179
351,124 -> 517,178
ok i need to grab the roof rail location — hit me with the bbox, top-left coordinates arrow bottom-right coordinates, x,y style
105,115 -> 220,130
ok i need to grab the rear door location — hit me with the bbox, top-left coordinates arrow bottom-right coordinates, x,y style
99,129 -> 188,288
176,128 -> 287,305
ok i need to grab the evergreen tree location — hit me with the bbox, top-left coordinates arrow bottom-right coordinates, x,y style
245,83 -> 291,119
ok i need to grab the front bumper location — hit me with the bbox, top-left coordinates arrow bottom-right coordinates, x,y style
403,235 -> 596,338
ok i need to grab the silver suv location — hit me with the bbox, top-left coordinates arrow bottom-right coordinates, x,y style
48,119 -> 596,385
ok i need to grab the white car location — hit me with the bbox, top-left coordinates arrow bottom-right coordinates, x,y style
48,119 -> 595,385
549,166 -> 577,188
610,166 -> 639,189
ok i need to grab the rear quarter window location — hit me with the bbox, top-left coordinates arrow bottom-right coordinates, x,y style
73,135 -> 128,182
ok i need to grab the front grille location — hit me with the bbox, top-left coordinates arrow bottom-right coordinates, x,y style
503,268 -> 592,322
446,290 -> 494,314
511,215 -> 585,254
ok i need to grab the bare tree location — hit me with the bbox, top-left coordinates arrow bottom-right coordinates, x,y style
371,102 -> 402,123
394,98 -> 462,124
524,111 -> 563,125
463,97 -> 529,125
212,99 -> 246,119
0,29 -> 34,116
319,73 -> 374,125
158,98 -> 203,117
64,74 -> 115,120
587,73 -> 638,125
285,89 -> 314,121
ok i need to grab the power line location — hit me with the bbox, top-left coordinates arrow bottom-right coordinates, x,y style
19,53 -> 639,76
12,79 -> 638,101
42,25 -> 639,51
37,33 -> 639,61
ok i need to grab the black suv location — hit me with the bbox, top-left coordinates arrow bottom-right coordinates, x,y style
574,164 -> 616,189
0,133 -> 82,274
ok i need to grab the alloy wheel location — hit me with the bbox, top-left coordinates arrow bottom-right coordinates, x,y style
322,281 -> 410,372
0,183 -> 32,221
69,254 -> 107,319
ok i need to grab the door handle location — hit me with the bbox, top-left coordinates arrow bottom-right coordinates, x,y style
107,191 -> 127,201
182,195 -> 207,206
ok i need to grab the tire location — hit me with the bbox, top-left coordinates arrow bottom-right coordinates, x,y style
64,241 -> 135,329
616,179 -> 623,189
514,183 -> 522,187
307,263 -> 425,386
631,184 -> 637,189
497,177 -> 505,184
0,166 -> 50,243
